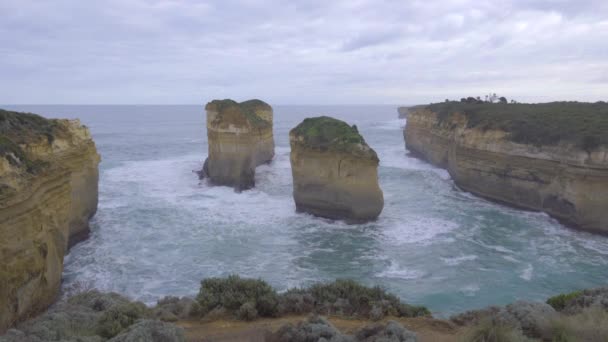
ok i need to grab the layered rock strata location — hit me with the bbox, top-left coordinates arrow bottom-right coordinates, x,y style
290,116 -> 383,222
0,109 -> 100,333
201,99 -> 274,191
404,104 -> 608,233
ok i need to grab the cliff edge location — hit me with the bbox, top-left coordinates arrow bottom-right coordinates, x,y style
0,109 -> 100,333
201,99 -> 274,191
290,116 -> 383,222
404,101 -> 608,233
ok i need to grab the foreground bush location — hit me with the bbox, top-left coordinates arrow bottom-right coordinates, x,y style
1,290 -> 183,342
464,319 -> 531,342
539,307 -> 608,342
196,275 -> 280,318
195,276 -> 430,321
269,315 -> 417,342
280,279 -> 430,319
97,302 -> 149,338
546,291 -> 583,311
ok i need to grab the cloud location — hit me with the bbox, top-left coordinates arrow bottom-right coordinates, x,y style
0,0 -> 607,104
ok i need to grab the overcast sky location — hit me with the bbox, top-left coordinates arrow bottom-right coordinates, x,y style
1,0 -> 607,105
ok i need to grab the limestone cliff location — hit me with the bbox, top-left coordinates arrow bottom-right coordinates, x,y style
404,102 -> 608,233
290,116 -> 383,222
397,107 -> 408,119
201,99 -> 274,191
0,109 -> 100,333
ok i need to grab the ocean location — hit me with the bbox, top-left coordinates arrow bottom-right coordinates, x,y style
5,104 -> 608,317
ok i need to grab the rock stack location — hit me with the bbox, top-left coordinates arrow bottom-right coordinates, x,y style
289,116 -> 383,222
201,99 -> 274,191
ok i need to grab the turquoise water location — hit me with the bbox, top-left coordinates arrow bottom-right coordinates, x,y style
5,105 -> 608,317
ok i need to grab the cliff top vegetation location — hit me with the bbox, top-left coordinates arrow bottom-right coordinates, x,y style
0,109 -> 57,174
205,99 -> 272,129
425,101 -> 608,151
290,116 -> 377,159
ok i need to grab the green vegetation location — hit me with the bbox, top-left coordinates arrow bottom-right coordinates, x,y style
425,101 -> 608,150
96,302 -> 149,338
539,307 -> 608,342
464,319 -> 531,342
546,290 -> 583,311
0,109 -> 60,174
195,276 -> 429,321
196,275 -> 280,318
282,279 -> 430,318
206,99 -> 272,128
290,116 -> 376,158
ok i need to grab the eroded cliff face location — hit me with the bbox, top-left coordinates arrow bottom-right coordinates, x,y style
290,117 -> 383,222
404,107 -> 608,233
0,110 -> 100,333
397,107 -> 408,119
201,99 -> 274,191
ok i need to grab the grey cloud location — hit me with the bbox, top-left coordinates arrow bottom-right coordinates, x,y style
0,0 -> 607,104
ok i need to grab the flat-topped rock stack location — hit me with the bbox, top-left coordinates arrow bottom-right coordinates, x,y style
201,99 -> 275,191
289,116 -> 383,222
0,109 -> 100,333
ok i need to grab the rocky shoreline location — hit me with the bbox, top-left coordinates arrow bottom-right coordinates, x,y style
403,102 -> 608,234
2,275 -> 607,341
0,109 -> 100,333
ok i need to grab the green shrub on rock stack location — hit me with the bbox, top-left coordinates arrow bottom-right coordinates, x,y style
289,116 -> 384,222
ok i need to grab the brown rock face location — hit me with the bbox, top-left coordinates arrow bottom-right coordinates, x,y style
0,110 -> 100,333
404,107 -> 608,233
289,116 -> 383,222
201,99 -> 274,191
397,107 -> 409,119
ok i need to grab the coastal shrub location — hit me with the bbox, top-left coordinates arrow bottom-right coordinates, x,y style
546,291 -> 583,311
196,275 -> 279,319
0,109 -> 62,174
355,321 -> 417,341
236,302 -> 258,321
539,307 -> 608,341
205,99 -> 271,128
279,279 -> 430,319
269,315 -> 349,342
464,319 -> 531,342
195,276 -> 429,321
96,302 -> 149,338
154,296 -> 200,321
426,101 -> 608,150
108,319 -> 185,342
290,116 -> 368,153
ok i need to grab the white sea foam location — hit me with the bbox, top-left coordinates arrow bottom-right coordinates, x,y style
376,261 -> 425,280
460,284 -> 481,296
376,145 -> 450,179
381,216 -> 459,245
520,264 -> 534,281
441,255 -> 478,266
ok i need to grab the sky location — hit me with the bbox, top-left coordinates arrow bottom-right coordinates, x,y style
1,0 -> 607,105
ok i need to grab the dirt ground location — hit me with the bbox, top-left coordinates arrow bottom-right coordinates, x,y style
177,315 -> 465,342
